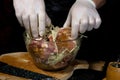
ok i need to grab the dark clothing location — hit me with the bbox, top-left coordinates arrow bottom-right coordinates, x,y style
0,0 -> 120,62
45,0 -> 75,27
0,0 -> 26,54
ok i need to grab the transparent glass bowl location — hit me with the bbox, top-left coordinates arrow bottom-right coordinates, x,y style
24,32 -> 83,71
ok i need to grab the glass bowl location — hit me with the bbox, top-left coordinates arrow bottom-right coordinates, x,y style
24,28 -> 83,71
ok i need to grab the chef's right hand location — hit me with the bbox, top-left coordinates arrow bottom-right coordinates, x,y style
13,0 -> 51,37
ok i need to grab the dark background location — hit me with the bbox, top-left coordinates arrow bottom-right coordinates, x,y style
0,0 -> 119,62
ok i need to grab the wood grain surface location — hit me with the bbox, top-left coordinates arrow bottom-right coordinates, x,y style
0,52 -> 89,80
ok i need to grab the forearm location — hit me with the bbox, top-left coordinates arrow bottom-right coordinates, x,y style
92,0 -> 106,8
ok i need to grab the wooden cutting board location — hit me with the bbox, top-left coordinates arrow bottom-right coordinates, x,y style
0,52 -> 89,80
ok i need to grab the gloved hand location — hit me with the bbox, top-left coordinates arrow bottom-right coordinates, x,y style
63,0 -> 101,39
13,0 -> 51,37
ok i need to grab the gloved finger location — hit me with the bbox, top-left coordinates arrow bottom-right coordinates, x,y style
79,16 -> 89,33
45,14 -> 51,27
63,13 -> 71,28
30,14 -> 38,38
87,16 -> 95,31
38,13 -> 45,36
22,15 -> 31,35
94,17 -> 102,29
94,14 -> 101,29
16,13 -> 24,27
71,18 -> 79,39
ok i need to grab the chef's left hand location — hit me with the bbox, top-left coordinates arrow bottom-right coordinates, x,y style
63,0 -> 101,39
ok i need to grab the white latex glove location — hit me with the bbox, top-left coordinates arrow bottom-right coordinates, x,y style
63,0 -> 101,39
13,0 -> 51,37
